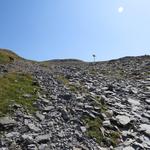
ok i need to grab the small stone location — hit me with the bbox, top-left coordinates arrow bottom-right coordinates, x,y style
38,144 -> 49,150
84,104 -> 93,109
123,146 -> 134,150
27,123 -> 41,132
106,110 -> 114,117
0,117 -> 16,128
58,131 -> 65,138
35,134 -> 51,143
132,142 -> 144,149
73,147 -> 82,150
22,134 -> 33,140
80,126 -> 86,133
27,144 -> 38,150
139,124 -> 150,136
5,132 -> 20,138
116,115 -> 130,126
23,94 -> 32,98
128,98 -> 140,106
84,111 -> 96,119
60,109 -> 69,121
35,111 -> 45,121
103,120 -> 111,127
142,113 -> 150,119
9,141 -> 22,150
40,98 -> 50,104
43,106 -> 54,111
58,93 -> 72,100
145,99 -> 150,104
130,87 -> 138,94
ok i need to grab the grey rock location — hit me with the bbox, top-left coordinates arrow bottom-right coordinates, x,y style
27,123 -> 41,132
58,131 -> 65,138
84,104 -> 93,109
80,126 -> 86,133
106,110 -> 114,117
139,124 -> 150,136
116,115 -> 131,126
0,148 -> 9,150
103,120 -> 111,127
38,144 -> 49,150
123,146 -> 134,150
60,108 -> 69,121
83,110 -> 96,119
21,134 -> 34,142
23,93 -> 32,98
5,132 -> 20,138
128,98 -> 140,106
35,134 -> 51,143
73,147 -> 82,150
0,117 -> 16,128
145,99 -> 150,104
58,93 -> 72,100
140,117 -> 149,124
27,144 -> 38,150
35,111 -> 45,121
43,106 -> 54,111
130,87 -> 138,94
132,142 -> 144,149
9,141 -> 22,150
142,113 -> 150,119
40,98 -> 50,104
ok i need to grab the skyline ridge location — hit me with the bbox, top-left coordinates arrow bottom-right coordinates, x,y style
0,48 -> 149,62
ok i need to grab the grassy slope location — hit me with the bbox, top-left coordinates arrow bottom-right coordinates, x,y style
0,49 -> 22,63
0,73 -> 39,116
0,49 -> 39,116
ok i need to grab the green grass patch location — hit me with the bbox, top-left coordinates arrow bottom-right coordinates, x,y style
83,116 -> 103,144
82,95 -> 121,147
57,75 -> 70,85
0,72 -> 39,117
0,49 -> 21,64
68,83 -> 88,93
57,75 -> 87,93
89,68 -> 97,75
83,115 -> 121,146
39,62 -> 49,68
109,131 -> 120,147
92,95 -> 107,113
82,96 -> 107,145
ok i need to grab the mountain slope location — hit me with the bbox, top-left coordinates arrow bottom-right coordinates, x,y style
0,49 -> 23,63
0,49 -> 150,150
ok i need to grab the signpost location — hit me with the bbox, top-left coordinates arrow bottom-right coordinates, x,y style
92,54 -> 96,63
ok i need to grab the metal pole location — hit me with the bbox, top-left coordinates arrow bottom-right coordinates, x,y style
92,54 -> 96,63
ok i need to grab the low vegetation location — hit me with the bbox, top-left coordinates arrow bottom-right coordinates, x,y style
108,131 -> 121,147
0,72 -> 39,117
83,115 -> 120,146
57,75 -> 120,147
57,75 -> 87,93
83,116 -> 103,144
0,49 -> 21,64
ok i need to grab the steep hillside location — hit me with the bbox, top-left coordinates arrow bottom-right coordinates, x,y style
0,49 -> 150,150
0,49 -> 23,63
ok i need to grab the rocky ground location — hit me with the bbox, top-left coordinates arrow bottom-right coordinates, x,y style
0,50 -> 150,150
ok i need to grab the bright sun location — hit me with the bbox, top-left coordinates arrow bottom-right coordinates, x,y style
118,6 -> 124,13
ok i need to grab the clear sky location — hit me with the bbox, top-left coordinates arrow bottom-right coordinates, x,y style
0,0 -> 150,61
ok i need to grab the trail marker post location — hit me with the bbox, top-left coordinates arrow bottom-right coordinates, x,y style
92,54 -> 96,64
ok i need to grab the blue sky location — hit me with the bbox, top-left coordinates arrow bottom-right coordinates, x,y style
0,0 -> 150,61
